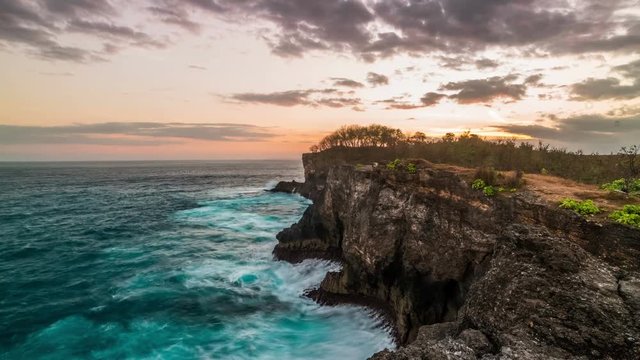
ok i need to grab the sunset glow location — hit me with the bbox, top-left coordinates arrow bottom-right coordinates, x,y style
2,0 -> 639,160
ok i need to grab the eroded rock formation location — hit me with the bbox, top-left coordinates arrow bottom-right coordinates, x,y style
274,153 -> 640,359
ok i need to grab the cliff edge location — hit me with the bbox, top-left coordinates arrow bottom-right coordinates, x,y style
274,152 -> 640,359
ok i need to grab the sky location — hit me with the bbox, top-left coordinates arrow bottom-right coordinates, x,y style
1,0 -> 640,160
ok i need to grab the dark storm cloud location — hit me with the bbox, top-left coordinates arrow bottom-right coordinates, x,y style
440,75 -> 527,104
0,122 -> 276,145
571,59 -> 640,101
229,88 -> 361,109
494,113 -> 640,150
366,72 -> 389,86
330,78 -> 364,88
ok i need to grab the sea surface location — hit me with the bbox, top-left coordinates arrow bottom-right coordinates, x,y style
0,161 -> 393,359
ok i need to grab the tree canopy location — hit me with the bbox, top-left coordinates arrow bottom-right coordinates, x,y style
310,124 -> 406,152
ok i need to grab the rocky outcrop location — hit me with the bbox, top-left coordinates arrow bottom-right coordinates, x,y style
274,153 -> 640,359
269,180 -> 303,194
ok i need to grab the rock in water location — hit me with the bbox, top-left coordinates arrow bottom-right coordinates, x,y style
269,180 -> 301,194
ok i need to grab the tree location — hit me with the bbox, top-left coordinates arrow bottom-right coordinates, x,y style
618,145 -> 639,192
408,131 -> 427,144
311,124 -> 406,151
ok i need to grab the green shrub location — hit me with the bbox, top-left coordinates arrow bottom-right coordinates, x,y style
471,179 -> 486,190
407,163 -> 417,174
559,198 -> 601,216
475,167 -> 498,186
483,186 -> 497,197
386,159 -> 401,170
601,178 -> 640,193
609,205 -> 640,228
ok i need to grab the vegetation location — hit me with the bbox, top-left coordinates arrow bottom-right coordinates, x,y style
618,145 -> 639,192
386,159 -> 401,170
310,125 -> 639,184
471,179 -> 486,190
474,167 -> 498,186
470,179 -> 499,197
601,178 -> 640,194
559,198 -> 601,216
384,159 -> 419,175
609,205 -> 640,228
483,186 -> 497,197
311,125 -> 405,153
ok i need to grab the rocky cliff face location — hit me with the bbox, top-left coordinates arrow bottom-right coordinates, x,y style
274,154 -> 640,359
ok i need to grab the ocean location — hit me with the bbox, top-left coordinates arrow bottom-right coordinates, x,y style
0,161 -> 393,359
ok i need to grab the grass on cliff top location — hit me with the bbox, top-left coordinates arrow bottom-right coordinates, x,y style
309,124 -> 639,185
559,198 -> 602,216
609,205 -> 640,228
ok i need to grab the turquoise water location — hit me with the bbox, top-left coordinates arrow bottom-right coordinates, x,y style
0,161 -> 393,359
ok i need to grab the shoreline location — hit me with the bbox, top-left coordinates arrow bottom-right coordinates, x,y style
270,151 -> 640,359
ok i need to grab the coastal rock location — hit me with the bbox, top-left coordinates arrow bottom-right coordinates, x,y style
269,180 -> 302,194
274,153 -> 640,359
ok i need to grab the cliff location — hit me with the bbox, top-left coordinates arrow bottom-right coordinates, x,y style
274,153 -> 640,359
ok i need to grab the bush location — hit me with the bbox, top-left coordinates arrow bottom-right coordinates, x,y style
475,167 -> 498,186
407,163 -> 417,174
483,186 -> 497,197
601,178 -> 640,193
386,159 -> 401,170
471,179 -> 499,196
471,179 -> 486,190
609,205 -> 640,228
559,198 -> 601,216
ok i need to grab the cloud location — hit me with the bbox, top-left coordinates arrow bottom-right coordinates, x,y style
614,59 -> 640,78
148,5 -> 201,33
420,92 -> 446,106
367,72 -> 389,86
494,112 -> 640,151
524,74 -> 544,86
571,59 -> 640,101
368,0 -> 637,59
330,77 -> 364,88
3,1 -> 638,63
0,0 -> 161,62
229,88 -> 361,109
571,78 -> 640,100
0,122 -> 276,145
440,75 -> 527,104
475,58 -> 500,69
378,92 -> 446,110
67,20 -> 165,49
